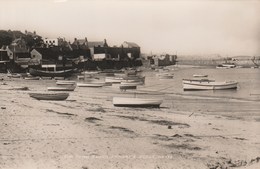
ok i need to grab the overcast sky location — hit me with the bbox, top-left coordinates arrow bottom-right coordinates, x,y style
0,0 -> 259,56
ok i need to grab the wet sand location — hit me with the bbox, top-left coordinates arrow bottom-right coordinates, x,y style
0,70 -> 260,169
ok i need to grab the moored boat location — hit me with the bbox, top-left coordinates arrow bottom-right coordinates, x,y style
24,77 -> 41,80
113,97 -> 163,108
77,82 -> 104,87
193,74 -> 208,78
29,68 -> 75,77
216,63 -> 236,69
47,86 -> 76,91
119,84 -> 137,91
56,80 -> 76,85
7,73 -> 21,78
120,81 -> 143,86
105,76 -> 123,83
182,79 -> 238,90
29,93 -> 69,100
157,73 -> 174,79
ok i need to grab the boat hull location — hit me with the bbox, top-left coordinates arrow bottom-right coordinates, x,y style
113,97 -> 163,108
77,83 -> 103,87
119,85 -> 137,91
56,80 -> 76,85
29,93 -> 69,100
183,80 -> 238,90
47,87 -> 75,91
29,68 -> 75,77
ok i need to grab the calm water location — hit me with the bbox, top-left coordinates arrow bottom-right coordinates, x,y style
143,67 -> 260,101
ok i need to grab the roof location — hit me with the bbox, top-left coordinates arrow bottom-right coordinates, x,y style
72,39 -> 87,46
32,48 -> 63,60
88,41 -> 105,48
122,41 -> 140,48
32,47 -> 89,59
8,46 -> 28,53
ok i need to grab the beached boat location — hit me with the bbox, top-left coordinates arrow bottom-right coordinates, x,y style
29,68 -> 75,77
121,81 -> 143,86
7,73 -> 21,78
216,63 -> 236,69
77,82 -> 104,87
125,69 -> 137,76
56,80 -> 76,85
113,97 -> 163,108
157,73 -> 174,79
29,93 -> 69,100
119,84 -> 137,91
24,77 -> 41,80
105,76 -> 123,83
182,79 -> 238,90
81,71 -> 100,75
122,75 -> 145,83
193,74 -> 208,78
47,86 -> 76,91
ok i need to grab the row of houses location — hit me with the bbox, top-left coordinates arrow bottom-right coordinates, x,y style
0,37 -> 142,72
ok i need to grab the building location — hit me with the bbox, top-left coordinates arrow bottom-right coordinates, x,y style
30,47 -> 91,70
153,54 -> 177,66
0,49 -> 10,72
44,38 -> 66,47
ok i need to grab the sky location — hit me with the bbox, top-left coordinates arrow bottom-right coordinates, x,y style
0,0 -> 259,56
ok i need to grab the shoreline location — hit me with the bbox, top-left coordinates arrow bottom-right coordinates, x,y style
0,69 -> 260,169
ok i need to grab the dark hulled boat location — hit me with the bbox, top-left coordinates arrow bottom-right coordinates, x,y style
29,68 -> 75,77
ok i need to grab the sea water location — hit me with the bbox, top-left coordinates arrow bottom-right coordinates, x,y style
144,67 -> 260,101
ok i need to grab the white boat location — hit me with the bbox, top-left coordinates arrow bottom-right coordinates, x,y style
182,79 -> 238,90
47,86 -> 76,91
81,71 -> 100,75
121,81 -> 143,86
77,82 -> 104,87
193,74 -> 208,78
222,63 -> 236,68
113,97 -> 163,108
105,77 -> 123,83
216,63 -> 236,69
24,77 -> 40,80
56,80 -> 76,85
7,73 -> 21,78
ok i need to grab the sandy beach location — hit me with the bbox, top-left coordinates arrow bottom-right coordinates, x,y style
0,69 -> 260,169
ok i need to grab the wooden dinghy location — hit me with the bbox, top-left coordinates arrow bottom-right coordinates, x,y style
77,82 -> 104,87
7,73 -> 21,78
113,97 -> 163,108
120,81 -> 144,86
29,68 -> 75,77
105,76 -> 123,83
182,79 -> 238,90
119,84 -> 137,91
29,93 -> 69,100
24,77 -> 41,80
56,80 -> 76,85
157,73 -> 174,79
193,74 -> 208,78
47,85 -> 76,91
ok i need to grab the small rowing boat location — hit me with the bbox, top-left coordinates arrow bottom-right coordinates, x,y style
193,74 -> 208,78
182,79 -> 238,90
113,97 -> 163,108
29,93 -> 69,100
119,84 -> 137,91
47,86 -> 76,91
77,83 -> 104,87
56,80 -> 76,85
157,73 -> 174,79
